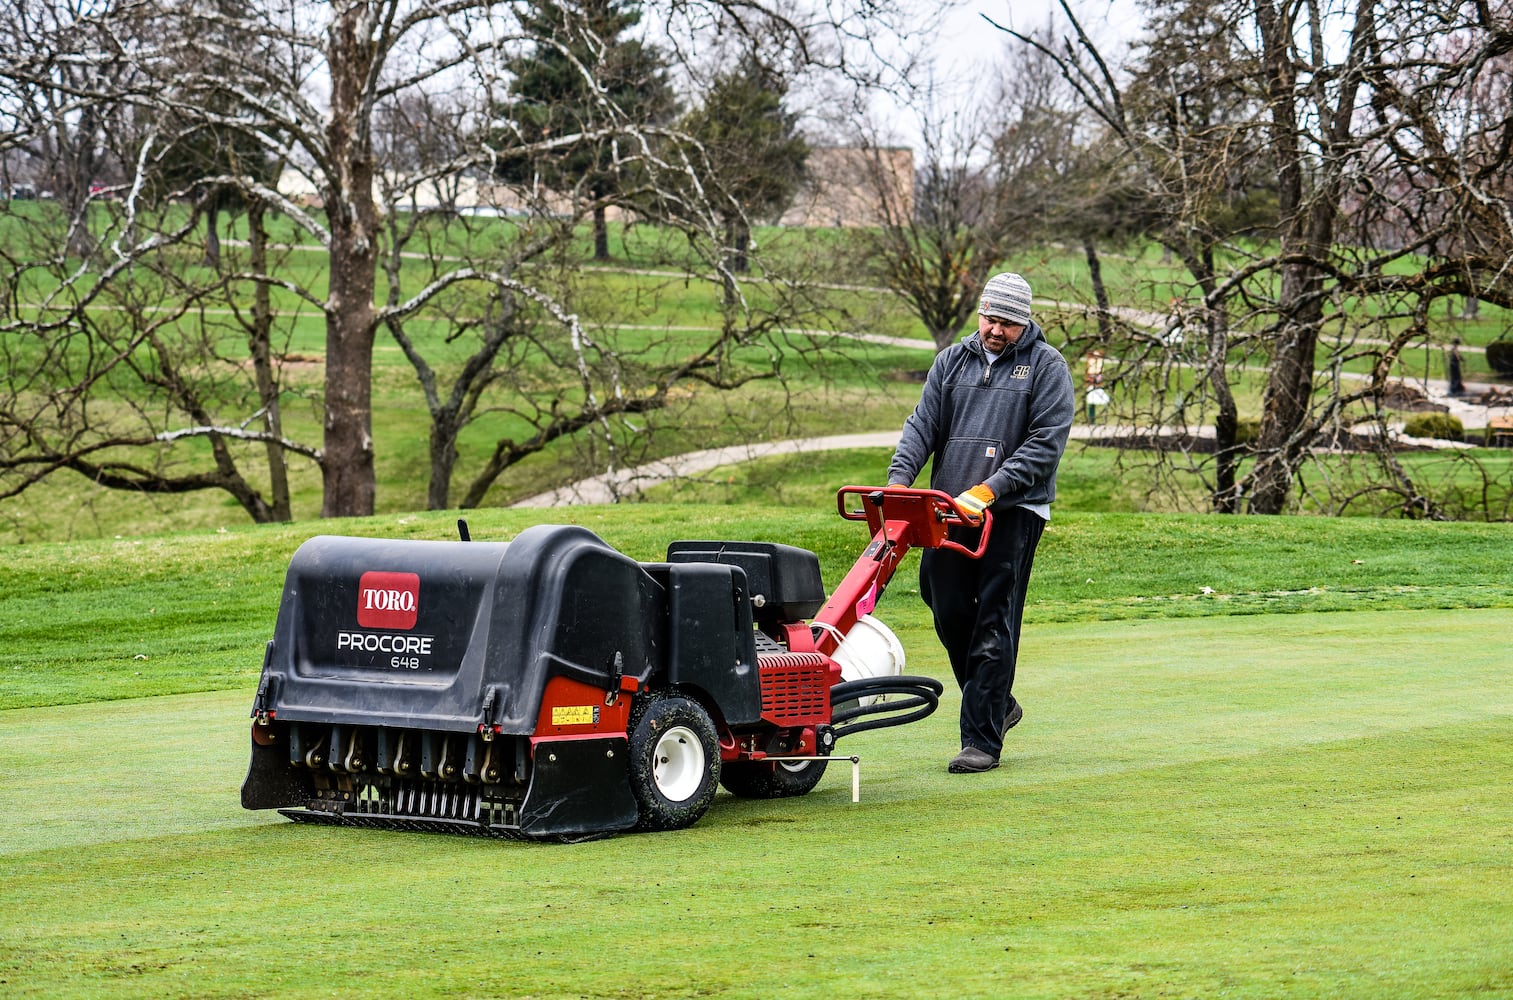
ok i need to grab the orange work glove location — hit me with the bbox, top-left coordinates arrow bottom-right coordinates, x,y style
954,483 -> 996,522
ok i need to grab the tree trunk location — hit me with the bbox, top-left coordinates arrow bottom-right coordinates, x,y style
1244,0 -> 1305,515
1247,270 -> 1324,514
1205,307 -> 1241,513
593,203 -> 610,261
247,199 -> 291,521
60,105 -> 100,261
1082,237 -> 1113,342
1175,247 -> 1241,513
428,415 -> 459,510
1243,0 -> 1371,515
321,234 -> 378,518
319,2 -> 380,519
203,199 -> 221,270
732,219 -> 751,274
721,218 -> 739,307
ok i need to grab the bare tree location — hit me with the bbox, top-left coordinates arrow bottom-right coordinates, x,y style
0,1 -> 138,260
1003,0 -> 1513,518
852,32 -> 1111,354
1,0 -> 915,524
0,1 -> 316,526
853,95 -> 1014,353
1049,0 -> 1269,512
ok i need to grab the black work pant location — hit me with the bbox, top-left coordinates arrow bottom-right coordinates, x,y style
919,505 -> 1045,757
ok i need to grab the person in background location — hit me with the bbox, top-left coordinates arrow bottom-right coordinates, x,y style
887,272 -> 1075,773
1085,348 -> 1108,422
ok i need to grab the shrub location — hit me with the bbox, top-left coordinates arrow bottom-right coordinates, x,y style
1403,412 -> 1464,441
1487,340 -> 1513,375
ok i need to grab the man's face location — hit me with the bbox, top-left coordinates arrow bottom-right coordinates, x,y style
978,313 -> 1026,353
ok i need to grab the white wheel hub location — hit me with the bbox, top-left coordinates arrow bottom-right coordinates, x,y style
652,725 -> 705,802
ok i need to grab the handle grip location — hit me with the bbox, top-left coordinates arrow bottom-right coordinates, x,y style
834,485 -> 993,559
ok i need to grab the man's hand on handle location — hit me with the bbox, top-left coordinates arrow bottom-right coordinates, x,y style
953,484 -> 996,523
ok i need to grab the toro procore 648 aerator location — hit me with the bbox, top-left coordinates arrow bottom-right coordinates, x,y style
241,486 -> 992,839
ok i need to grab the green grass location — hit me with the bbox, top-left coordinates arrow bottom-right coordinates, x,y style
2,620 -> 1509,997
4,503 -> 1510,711
6,209 -> 1511,541
1,505 -> 1510,997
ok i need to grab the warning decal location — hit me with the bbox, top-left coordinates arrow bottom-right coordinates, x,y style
551,705 -> 600,726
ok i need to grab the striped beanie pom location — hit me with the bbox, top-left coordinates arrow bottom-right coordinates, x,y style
979,272 -> 1032,326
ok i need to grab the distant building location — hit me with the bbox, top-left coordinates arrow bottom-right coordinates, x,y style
277,168 -> 324,208
277,145 -> 919,228
781,146 -> 914,228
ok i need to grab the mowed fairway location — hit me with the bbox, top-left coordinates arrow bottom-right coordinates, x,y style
3,597 -> 1509,997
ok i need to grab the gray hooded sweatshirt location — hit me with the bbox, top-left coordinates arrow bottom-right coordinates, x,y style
888,321 -> 1075,510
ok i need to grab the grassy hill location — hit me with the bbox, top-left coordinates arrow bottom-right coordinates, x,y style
4,206 -> 1510,542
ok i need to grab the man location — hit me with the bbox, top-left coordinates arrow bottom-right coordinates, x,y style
887,271 -> 1074,773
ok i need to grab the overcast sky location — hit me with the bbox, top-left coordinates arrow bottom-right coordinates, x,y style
855,0 -> 1141,148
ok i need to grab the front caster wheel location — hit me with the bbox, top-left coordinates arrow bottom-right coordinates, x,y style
628,695 -> 720,831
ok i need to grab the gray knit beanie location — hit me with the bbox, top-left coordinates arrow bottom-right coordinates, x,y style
979,272 -> 1032,326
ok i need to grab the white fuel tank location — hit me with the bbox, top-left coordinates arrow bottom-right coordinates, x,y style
831,614 -> 906,706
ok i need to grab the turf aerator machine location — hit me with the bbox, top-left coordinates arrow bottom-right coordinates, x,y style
242,486 -> 992,839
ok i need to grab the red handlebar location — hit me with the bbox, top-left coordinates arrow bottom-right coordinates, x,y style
810,486 -> 995,656
834,485 -> 993,559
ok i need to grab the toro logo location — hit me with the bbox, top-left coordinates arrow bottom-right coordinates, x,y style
356,571 -> 420,630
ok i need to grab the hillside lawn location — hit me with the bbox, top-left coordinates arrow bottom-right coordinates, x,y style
3,204 -> 1510,543
2,504 -> 1510,998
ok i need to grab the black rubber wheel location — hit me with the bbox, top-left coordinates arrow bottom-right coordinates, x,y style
628,694 -> 720,831
719,750 -> 829,799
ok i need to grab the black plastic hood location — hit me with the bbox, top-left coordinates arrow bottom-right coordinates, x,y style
257,524 -> 665,735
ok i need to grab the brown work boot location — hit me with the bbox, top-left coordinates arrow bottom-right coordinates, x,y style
947,746 -> 999,773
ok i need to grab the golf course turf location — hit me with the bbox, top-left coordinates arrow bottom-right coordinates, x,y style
2,507 -> 1509,999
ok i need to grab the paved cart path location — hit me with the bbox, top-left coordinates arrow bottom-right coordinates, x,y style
511,431 -> 908,507
515,362 -> 1509,509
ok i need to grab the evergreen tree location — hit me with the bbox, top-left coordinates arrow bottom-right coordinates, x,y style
681,56 -> 808,274
151,119 -> 277,268
498,0 -> 675,260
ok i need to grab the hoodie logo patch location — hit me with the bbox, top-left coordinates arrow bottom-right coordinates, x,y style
1011,365 -> 1031,379
985,446 -> 997,458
